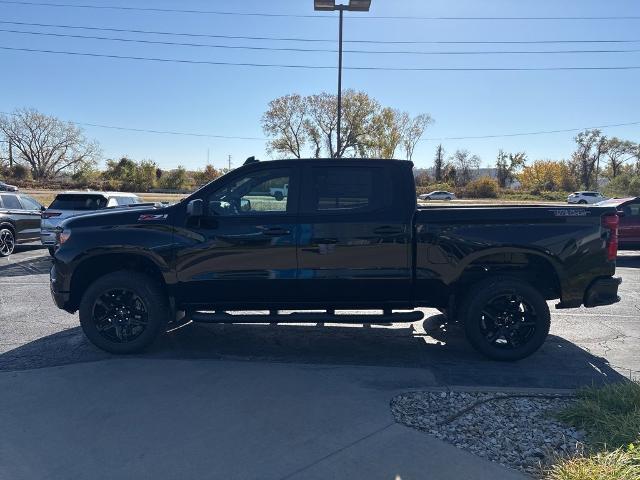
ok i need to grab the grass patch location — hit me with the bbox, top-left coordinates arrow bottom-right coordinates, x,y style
557,382 -> 640,448
546,444 -> 640,480
546,382 -> 640,479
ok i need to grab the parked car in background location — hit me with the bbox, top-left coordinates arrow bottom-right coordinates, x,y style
597,197 -> 640,249
419,191 -> 456,201
269,184 -> 288,201
0,192 -> 44,257
41,191 -> 142,255
567,191 -> 607,204
0,180 -> 18,192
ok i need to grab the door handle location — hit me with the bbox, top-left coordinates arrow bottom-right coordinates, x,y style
262,227 -> 291,236
373,226 -> 403,235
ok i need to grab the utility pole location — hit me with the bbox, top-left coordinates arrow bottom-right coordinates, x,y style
314,1 -> 371,158
228,154 -> 232,171
8,140 -> 13,168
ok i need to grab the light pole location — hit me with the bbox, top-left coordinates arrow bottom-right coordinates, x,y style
314,0 -> 371,158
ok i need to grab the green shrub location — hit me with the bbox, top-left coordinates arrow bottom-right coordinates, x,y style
604,173 -> 640,198
8,164 -> 31,181
462,177 -> 499,198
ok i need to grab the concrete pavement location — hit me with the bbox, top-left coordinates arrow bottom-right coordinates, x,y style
1,246 -> 638,479
0,358 -> 525,480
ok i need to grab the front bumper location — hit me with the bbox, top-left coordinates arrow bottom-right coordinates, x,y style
41,230 -> 56,246
583,276 -> 622,308
49,262 -> 73,312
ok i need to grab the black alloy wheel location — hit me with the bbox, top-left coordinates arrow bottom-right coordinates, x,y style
79,271 -> 169,354
92,288 -> 149,343
478,293 -> 538,350
460,277 -> 551,361
0,228 -> 15,257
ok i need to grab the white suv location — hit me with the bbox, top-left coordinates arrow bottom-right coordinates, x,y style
41,191 -> 142,254
567,191 -> 607,204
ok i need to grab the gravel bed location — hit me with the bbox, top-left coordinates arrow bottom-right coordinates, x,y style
391,391 -> 584,476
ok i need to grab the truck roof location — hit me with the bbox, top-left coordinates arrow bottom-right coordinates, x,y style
57,191 -> 141,197
240,158 -> 414,168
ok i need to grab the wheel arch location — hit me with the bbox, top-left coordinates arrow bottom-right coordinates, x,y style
69,252 -> 168,311
452,248 -> 563,301
0,220 -> 16,234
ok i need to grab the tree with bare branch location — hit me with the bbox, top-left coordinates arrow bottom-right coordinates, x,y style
261,94 -> 308,159
402,113 -> 433,162
262,91 -> 432,159
603,137 -> 636,179
571,129 -> 607,189
0,108 -> 100,180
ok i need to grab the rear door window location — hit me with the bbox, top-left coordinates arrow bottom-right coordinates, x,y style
0,194 -> 23,210
49,194 -> 108,210
307,166 -> 389,213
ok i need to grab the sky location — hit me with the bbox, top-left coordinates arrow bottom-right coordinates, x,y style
0,0 -> 639,170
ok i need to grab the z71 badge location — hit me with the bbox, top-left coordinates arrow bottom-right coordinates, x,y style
138,214 -> 168,221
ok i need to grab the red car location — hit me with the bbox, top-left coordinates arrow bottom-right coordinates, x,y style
598,197 -> 640,249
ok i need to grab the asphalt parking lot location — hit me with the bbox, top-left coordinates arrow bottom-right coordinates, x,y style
1,245 -> 638,388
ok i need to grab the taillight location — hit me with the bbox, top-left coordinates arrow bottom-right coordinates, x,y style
41,211 -> 62,219
602,213 -> 619,261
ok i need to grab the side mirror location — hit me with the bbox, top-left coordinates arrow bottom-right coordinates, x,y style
240,198 -> 252,212
186,198 -> 204,217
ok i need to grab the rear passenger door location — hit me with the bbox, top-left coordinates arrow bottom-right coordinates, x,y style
16,195 -> 43,240
296,163 -> 412,304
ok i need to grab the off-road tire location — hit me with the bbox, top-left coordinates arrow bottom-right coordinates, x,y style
79,271 -> 169,354
458,277 -> 550,361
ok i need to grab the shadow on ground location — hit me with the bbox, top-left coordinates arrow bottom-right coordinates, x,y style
0,313 -> 624,389
0,245 -> 51,277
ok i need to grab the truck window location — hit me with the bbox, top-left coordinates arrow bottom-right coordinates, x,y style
50,194 -> 108,210
311,167 -> 378,212
207,168 -> 291,216
624,203 -> 640,216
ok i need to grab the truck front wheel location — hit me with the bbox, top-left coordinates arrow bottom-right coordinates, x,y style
459,277 -> 550,361
79,271 -> 169,354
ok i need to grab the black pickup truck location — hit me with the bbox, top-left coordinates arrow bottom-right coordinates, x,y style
50,158 -> 621,360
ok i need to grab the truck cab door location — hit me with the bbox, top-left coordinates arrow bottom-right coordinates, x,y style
173,165 -> 300,307
296,163 -> 412,304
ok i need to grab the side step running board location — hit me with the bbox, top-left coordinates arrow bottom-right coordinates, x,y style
190,310 -> 424,324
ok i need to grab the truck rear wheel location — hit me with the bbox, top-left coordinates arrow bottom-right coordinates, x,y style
459,277 -> 550,361
79,271 -> 169,354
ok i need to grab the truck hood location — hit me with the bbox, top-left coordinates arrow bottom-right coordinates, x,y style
60,204 -> 173,230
